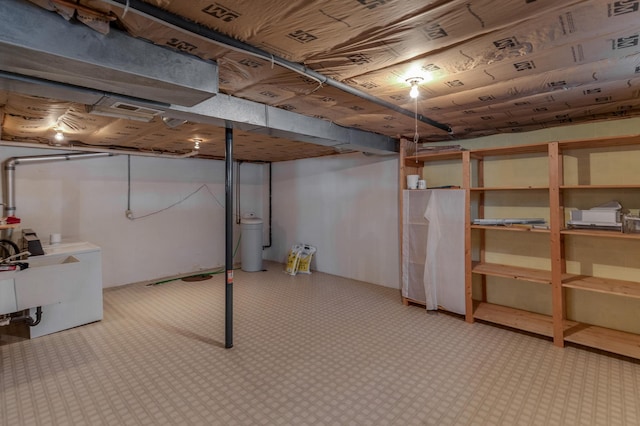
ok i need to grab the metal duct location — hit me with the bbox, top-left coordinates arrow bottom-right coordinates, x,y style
0,0 -> 218,107
103,0 -> 452,134
0,72 -> 398,155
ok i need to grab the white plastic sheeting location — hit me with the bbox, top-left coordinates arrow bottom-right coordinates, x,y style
402,189 -> 465,314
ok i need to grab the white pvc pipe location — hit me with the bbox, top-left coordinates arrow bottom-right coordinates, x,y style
1,141 -> 199,219
0,141 -> 199,159
3,151 -> 115,218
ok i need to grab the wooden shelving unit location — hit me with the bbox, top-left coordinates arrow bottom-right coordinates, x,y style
401,134 -> 640,359
553,135 -> 640,357
465,141 -> 554,342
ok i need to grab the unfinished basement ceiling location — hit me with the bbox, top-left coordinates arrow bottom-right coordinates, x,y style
2,0 -> 640,162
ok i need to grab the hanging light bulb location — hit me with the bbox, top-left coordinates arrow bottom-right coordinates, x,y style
406,77 -> 424,99
54,130 -> 64,142
193,138 -> 201,150
409,82 -> 419,99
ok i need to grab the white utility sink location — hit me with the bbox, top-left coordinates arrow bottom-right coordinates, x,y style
0,242 -> 102,338
14,255 -> 82,310
0,255 -> 81,315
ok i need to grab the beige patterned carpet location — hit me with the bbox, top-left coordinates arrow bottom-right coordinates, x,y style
1,261 -> 640,425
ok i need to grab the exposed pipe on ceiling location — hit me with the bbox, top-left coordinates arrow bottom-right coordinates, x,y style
3,152 -> 116,219
103,0 -> 453,134
0,141 -> 199,159
262,162 -> 272,250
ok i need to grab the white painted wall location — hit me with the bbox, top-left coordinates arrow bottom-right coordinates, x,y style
0,146 -> 263,287
264,153 -> 400,289
6,118 -> 638,292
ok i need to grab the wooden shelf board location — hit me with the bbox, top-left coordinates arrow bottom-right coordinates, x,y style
561,184 -> 640,189
470,143 -> 548,158
471,225 -> 550,233
562,275 -> 640,299
473,302 -> 554,337
472,262 -> 554,284
405,151 -> 464,165
0,224 -> 18,230
564,322 -> 640,359
561,229 -> 640,239
559,135 -> 640,151
470,186 -> 549,191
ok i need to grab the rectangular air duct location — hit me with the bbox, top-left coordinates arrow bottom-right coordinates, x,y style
0,0 -> 218,107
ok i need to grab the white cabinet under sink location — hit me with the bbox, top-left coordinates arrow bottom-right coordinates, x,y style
0,242 -> 102,338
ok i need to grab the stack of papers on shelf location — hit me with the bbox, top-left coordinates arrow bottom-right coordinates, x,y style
473,218 -> 546,226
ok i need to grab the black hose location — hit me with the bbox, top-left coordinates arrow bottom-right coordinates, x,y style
0,239 -> 20,258
10,306 -> 42,327
0,239 -> 20,257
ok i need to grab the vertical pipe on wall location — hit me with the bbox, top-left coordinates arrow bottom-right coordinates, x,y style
3,152 -> 115,217
127,155 -> 131,212
235,161 -> 242,225
263,162 -> 272,249
224,126 -> 234,349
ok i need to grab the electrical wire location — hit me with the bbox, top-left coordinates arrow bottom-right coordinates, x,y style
413,95 -> 419,144
413,95 -> 420,162
128,184 -> 225,220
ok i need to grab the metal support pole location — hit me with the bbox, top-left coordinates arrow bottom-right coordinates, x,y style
225,126 -> 234,349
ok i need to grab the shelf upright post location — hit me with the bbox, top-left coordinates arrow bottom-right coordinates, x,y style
399,139 -> 422,305
462,150 -> 474,323
399,139 -> 409,305
548,141 -> 566,347
476,153 -> 487,302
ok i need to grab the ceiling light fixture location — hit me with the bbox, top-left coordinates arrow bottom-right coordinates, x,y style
406,77 -> 424,99
193,139 -> 201,150
54,130 -> 64,142
404,77 -> 425,159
